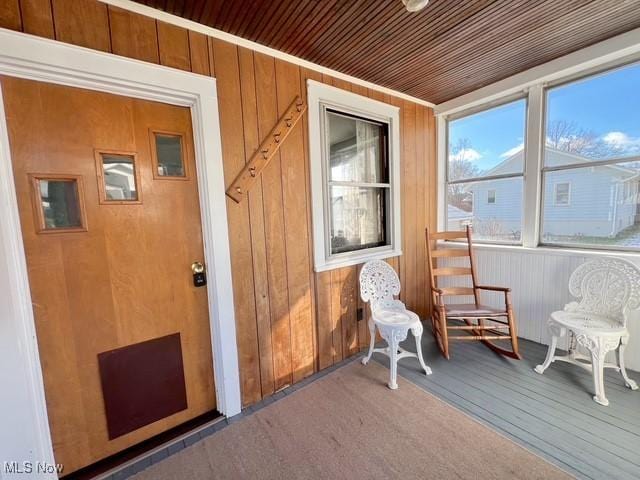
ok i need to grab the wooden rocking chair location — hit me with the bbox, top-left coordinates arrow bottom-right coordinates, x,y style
425,226 -> 521,360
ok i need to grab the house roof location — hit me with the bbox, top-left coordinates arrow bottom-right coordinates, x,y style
481,147 -> 639,179
447,205 -> 472,220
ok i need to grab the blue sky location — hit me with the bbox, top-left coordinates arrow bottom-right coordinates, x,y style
449,61 -> 640,173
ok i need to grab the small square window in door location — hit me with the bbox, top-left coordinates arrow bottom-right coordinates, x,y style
150,130 -> 188,179
29,174 -> 87,233
95,150 -> 141,204
98,333 -> 188,439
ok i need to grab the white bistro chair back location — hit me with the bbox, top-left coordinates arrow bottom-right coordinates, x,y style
535,257 -> 640,406
567,257 -> 640,325
359,260 -> 432,389
360,260 -> 401,309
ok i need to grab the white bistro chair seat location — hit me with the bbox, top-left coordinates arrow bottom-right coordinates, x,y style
535,258 -> 640,406
359,261 -> 432,390
549,311 -> 627,335
375,305 -> 421,328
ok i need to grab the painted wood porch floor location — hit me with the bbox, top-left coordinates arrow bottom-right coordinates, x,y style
374,334 -> 640,480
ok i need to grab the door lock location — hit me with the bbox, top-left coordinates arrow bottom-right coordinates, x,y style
191,261 -> 207,287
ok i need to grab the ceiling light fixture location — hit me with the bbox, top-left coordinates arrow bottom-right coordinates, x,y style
402,0 -> 429,12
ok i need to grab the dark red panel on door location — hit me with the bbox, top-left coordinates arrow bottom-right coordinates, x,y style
98,333 -> 188,439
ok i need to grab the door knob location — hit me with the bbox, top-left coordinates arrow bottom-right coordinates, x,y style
191,261 -> 206,287
191,261 -> 205,274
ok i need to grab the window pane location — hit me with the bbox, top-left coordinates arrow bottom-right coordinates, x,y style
541,161 -> 640,249
447,177 -> 523,243
102,154 -> 138,201
38,179 -> 82,229
330,186 -> 388,254
545,62 -> 640,166
155,133 -> 185,177
327,111 -> 388,183
448,99 -> 526,181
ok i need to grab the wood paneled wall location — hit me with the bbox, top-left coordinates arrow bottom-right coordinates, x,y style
0,0 -> 436,407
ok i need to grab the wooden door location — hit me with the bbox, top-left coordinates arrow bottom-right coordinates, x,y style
2,76 -> 216,474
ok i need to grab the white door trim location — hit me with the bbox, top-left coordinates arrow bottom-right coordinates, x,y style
0,28 -> 241,477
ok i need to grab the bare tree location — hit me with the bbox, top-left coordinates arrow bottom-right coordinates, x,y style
448,138 -> 481,212
546,120 -> 617,158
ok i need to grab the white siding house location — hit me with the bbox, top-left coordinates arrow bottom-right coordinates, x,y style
468,177 -> 523,240
468,148 -> 639,241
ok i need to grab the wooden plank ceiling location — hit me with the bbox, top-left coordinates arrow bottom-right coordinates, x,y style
135,0 -> 640,104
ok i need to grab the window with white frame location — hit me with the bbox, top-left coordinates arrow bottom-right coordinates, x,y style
307,81 -> 401,271
440,55 -> 640,252
541,61 -> 640,249
445,98 -> 526,244
554,182 -> 570,206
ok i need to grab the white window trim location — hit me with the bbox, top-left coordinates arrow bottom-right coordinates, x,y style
307,80 -> 401,272
554,182 -> 571,206
436,27 -> 640,252
0,29 -> 242,474
487,189 -> 497,204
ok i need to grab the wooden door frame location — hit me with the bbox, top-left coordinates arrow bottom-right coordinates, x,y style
0,28 -> 241,474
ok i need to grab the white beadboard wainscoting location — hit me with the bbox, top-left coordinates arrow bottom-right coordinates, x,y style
436,244 -> 640,372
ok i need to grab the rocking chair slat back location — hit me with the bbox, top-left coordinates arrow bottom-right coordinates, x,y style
438,287 -> 476,296
426,225 -> 478,304
429,231 -> 470,241
432,267 -> 473,277
431,249 -> 470,258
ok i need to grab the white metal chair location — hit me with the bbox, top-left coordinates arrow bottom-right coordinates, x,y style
535,257 -> 640,406
359,260 -> 432,389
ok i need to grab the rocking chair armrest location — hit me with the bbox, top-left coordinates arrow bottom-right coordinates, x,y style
477,285 -> 512,308
476,285 -> 511,293
431,287 -> 445,307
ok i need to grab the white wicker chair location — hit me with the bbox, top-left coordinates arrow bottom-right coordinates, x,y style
359,260 -> 432,389
535,257 -> 640,406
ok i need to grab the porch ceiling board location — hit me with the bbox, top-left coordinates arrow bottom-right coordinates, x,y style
134,0 -> 640,104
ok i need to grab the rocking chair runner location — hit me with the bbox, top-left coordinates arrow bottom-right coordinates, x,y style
425,226 -> 521,360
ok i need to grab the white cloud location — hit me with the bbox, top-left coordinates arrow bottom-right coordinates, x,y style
500,143 -> 524,158
603,131 -> 630,145
602,131 -> 640,153
449,148 -> 481,162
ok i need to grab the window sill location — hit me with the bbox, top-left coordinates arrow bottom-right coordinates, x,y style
314,248 -> 402,272
448,241 -> 640,259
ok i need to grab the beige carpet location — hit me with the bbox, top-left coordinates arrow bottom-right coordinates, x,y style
132,360 -> 573,479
